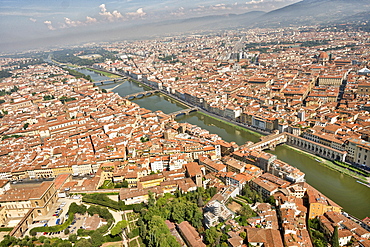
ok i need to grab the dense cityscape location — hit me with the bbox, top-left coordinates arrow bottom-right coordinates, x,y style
0,7 -> 370,247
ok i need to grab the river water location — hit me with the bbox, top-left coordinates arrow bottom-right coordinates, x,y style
79,68 -> 370,219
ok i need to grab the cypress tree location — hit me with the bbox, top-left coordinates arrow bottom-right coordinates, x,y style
331,226 -> 340,247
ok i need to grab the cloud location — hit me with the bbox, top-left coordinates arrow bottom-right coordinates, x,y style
64,17 -> 80,27
210,4 -> 231,10
126,8 -> 146,18
246,0 -> 264,4
85,16 -> 97,23
44,20 -> 55,30
29,18 -> 36,22
57,15 -> 98,29
99,3 -> 125,22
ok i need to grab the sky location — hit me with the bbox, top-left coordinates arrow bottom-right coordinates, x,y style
0,0 -> 300,53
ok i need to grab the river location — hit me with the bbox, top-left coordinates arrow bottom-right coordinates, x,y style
78,68 -> 370,219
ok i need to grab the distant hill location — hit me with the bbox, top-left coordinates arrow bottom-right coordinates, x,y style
149,11 -> 266,32
145,0 -> 370,33
256,0 -> 370,27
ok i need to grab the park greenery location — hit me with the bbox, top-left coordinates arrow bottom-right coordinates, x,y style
1,135 -> 23,141
52,49 -> 119,67
0,86 -> 19,97
98,180 -> 128,189
0,70 -> 11,79
62,68 -> 92,82
59,96 -> 77,104
43,95 -> 55,101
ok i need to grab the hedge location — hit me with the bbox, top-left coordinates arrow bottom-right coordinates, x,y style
82,194 -> 142,211
0,227 -> 13,232
29,203 -> 86,235
30,212 -> 74,235
82,194 -> 121,211
237,195 -> 253,204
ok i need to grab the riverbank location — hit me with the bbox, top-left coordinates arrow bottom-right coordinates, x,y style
195,111 -> 263,139
280,145 -> 367,182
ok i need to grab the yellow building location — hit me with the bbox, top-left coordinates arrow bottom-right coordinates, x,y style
52,165 -> 73,177
308,202 -> 341,219
0,181 -> 57,219
139,173 -> 165,189
306,183 -> 342,219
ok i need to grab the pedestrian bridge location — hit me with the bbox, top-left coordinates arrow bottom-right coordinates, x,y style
169,107 -> 199,118
124,90 -> 160,100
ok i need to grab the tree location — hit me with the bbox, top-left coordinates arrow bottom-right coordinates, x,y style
331,226 -> 340,247
101,89 -> 107,93
90,231 -> 104,247
68,234 -> 78,243
110,220 -> 128,236
266,196 -> 276,205
69,202 -> 87,215
240,231 -> 247,239
64,228 -> 70,235
238,204 -> 256,219
74,239 -> 92,247
197,194 -> 204,207
145,216 -> 180,247
23,123 -> 29,130
148,191 -> 156,207
205,227 -> 221,247
57,242 -> 72,247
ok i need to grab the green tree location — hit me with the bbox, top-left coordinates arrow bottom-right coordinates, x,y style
90,231 -> 104,247
23,122 -> 29,130
110,220 -> 128,236
331,226 -> 340,247
57,242 -> 72,247
266,196 -> 276,205
148,191 -> 156,207
68,233 -> 78,243
145,215 -> 180,247
68,202 -> 87,215
313,239 -> 327,247
74,239 -> 92,247
197,194 -> 204,207
205,227 -> 221,247
238,204 -> 256,219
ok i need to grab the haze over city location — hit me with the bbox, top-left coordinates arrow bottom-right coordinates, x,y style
0,0 -> 301,52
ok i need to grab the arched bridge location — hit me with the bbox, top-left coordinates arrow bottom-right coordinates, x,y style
247,132 -> 287,151
169,107 -> 199,118
93,78 -> 126,86
124,90 -> 160,100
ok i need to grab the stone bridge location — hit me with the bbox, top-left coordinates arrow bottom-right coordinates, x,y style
248,132 -> 287,151
93,78 -> 125,86
124,90 -> 160,100
169,107 -> 199,118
